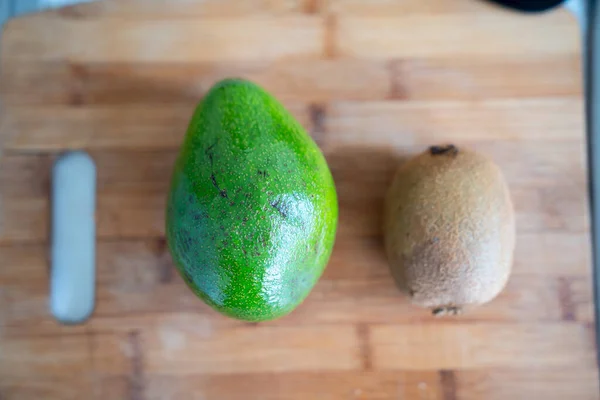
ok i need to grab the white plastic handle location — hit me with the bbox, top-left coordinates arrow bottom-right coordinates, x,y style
50,151 -> 96,324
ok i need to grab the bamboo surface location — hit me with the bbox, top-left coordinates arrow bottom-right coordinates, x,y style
0,0 -> 597,399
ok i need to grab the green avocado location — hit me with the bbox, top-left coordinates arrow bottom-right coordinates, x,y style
166,79 -> 338,322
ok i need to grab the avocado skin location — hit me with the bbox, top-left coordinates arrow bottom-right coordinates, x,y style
166,79 -> 338,322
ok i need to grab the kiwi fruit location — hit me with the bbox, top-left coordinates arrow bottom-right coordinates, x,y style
384,145 -> 515,315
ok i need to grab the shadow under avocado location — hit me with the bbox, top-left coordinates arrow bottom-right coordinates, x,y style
323,146 -> 412,281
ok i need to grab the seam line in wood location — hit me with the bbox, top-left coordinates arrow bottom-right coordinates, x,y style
356,324 -> 372,371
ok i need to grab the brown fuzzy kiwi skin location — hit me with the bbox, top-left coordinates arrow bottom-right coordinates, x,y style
383,145 -> 515,315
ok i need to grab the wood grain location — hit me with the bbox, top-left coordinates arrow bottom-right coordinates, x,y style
0,334 -> 91,378
336,12 -> 579,59
0,140 -> 585,196
143,325 -> 361,374
0,99 -> 584,151
455,368 -> 600,400
0,102 -> 311,151
90,371 -> 445,400
143,371 -> 444,400
325,0 -> 490,15
371,323 -> 596,370
0,137 -> 589,243
2,15 -> 325,63
0,1 -> 597,399
54,0 -> 314,18
0,60 -> 392,105
0,188 -> 590,243
324,99 -> 584,147
391,55 -> 582,100
0,237 -> 593,341
0,56 -> 581,107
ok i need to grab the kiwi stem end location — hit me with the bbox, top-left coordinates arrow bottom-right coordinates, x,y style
432,306 -> 462,316
429,145 -> 458,156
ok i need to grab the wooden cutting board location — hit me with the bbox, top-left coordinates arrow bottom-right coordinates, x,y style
0,0 -> 598,399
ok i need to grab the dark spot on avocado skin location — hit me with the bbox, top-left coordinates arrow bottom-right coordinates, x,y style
205,140 -> 219,167
210,173 -> 228,198
206,141 -> 218,152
